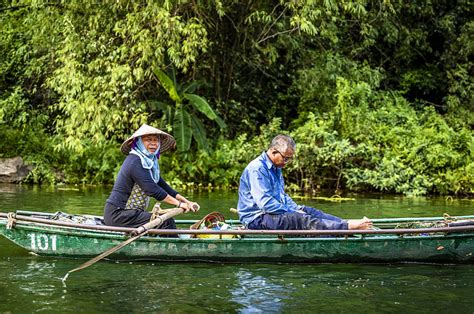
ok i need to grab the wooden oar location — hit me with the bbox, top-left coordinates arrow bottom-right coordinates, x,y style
61,206 -> 185,282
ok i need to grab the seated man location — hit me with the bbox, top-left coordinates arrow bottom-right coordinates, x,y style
237,134 -> 372,230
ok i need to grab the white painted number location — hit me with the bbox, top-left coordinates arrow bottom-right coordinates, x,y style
28,233 -> 57,251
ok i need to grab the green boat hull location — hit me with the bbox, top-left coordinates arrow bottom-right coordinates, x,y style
1,219 -> 474,263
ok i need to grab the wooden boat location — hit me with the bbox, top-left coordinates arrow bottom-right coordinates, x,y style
1,211 -> 474,264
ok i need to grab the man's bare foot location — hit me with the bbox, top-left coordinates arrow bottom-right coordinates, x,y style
347,216 -> 373,230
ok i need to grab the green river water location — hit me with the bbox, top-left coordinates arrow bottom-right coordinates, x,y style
1,184 -> 473,313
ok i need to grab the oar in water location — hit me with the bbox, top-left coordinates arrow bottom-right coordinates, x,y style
61,206 -> 187,282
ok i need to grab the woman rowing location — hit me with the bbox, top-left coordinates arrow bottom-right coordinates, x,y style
103,124 -> 199,228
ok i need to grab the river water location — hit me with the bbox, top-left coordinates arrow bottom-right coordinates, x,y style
0,184 -> 473,313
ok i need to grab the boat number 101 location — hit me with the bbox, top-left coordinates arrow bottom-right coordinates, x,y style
28,233 -> 57,251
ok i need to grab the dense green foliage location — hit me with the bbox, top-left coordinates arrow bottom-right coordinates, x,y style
0,0 -> 472,195
152,67 -> 226,151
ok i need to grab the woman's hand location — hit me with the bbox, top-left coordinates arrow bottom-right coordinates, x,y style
177,201 -> 200,213
186,201 -> 200,212
179,202 -> 191,213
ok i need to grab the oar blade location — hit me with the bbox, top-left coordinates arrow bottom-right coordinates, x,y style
62,207 -> 184,282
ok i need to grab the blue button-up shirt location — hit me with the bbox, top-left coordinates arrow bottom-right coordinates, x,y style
237,151 -> 299,225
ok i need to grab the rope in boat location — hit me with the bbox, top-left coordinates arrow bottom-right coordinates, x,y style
443,213 -> 457,223
395,213 -> 460,229
6,212 -> 16,229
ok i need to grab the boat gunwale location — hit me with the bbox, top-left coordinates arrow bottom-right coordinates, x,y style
1,212 -> 474,237
11,210 -> 474,225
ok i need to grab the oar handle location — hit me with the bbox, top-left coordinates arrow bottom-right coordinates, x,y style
131,207 -> 185,236
131,204 -> 198,236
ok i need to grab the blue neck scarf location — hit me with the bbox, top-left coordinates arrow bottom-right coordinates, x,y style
130,137 -> 160,183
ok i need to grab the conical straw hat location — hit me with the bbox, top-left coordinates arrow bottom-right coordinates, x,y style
120,124 -> 176,155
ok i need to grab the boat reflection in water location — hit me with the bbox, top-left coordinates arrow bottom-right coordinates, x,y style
231,269 -> 292,313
